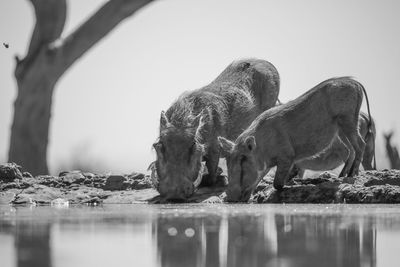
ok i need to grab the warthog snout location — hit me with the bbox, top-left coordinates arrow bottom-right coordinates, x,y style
159,178 -> 195,201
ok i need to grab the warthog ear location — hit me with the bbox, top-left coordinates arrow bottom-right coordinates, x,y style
160,111 -> 170,131
218,136 -> 234,156
244,136 -> 256,152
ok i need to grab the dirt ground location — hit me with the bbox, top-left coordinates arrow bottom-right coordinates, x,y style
1,163 -> 400,205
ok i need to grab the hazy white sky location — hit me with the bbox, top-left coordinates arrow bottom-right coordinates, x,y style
0,0 -> 399,173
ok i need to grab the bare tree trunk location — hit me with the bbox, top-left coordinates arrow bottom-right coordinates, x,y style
8,0 -> 153,175
384,131 -> 400,169
9,66 -> 56,175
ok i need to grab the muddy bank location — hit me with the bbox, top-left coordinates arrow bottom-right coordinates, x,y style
253,170 -> 400,203
1,163 -> 400,205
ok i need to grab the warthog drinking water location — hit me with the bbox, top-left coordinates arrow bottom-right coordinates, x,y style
219,77 -> 372,202
290,111 -> 376,178
152,58 -> 280,201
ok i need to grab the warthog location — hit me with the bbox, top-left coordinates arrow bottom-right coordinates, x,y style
152,58 -> 280,201
290,111 -> 376,178
219,77 -> 372,202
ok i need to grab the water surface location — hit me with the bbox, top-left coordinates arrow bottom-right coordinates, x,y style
1,204 -> 400,267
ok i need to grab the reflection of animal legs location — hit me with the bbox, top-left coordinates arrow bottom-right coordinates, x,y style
202,150 -> 220,186
338,132 -> 355,177
273,159 -> 294,190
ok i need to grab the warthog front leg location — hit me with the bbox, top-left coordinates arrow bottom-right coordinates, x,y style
201,149 -> 220,186
273,159 -> 294,190
338,116 -> 366,177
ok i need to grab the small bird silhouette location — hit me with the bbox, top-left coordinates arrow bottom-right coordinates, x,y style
3,43 -> 9,48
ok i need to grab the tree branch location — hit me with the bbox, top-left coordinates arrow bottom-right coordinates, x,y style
16,0 -> 66,79
56,0 -> 154,74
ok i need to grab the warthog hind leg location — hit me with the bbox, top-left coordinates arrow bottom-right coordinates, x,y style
361,133 -> 374,170
348,132 -> 366,176
338,132 -> 355,177
339,120 -> 365,176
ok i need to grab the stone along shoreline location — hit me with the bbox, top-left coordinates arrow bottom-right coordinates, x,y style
1,163 -> 400,205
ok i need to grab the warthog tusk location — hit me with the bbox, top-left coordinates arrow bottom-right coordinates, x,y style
193,163 -> 205,188
148,160 -> 205,189
147,161 -> 156,171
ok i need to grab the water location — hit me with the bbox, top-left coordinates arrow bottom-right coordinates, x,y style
1,204 -> 400,267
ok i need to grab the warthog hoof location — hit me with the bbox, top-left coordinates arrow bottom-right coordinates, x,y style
273,181 -> 284,191
199,174 -> 216,187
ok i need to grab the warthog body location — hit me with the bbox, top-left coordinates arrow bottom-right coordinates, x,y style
291,111 -> 376,178
219,77 -> 372,202
153,58 -> 280,200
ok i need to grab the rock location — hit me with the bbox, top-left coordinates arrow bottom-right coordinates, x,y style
339,184 -> 400,203
51,198 -> 69,208
0,192 -> 16,204
319,171 -> 334,178
10,195 -> 36,205
22,172 -> 33,178
9,185 -> 62,205
3,163 -> 400,205
83,172 -> 96,179
0,163 -> 23,181
36,175 -> 61,187
364,177 -> 400,187
103,189 -> 159,204
131,179 -> 153,190
103,175 -> 127,191
60,171 -> 86,185
128,172 -> 145,180
58,171 -> 69,177
253,170 -> 400,204
81,196 -> 102,205
202,196 -> 223,203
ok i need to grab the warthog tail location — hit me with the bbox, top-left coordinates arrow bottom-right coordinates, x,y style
373,136 -> 377,170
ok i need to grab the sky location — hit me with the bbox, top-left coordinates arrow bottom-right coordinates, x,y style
0,0 -> 399,174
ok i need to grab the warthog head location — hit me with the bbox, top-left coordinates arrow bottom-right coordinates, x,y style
218,135 -> 259,202
152,111 -> 206,201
